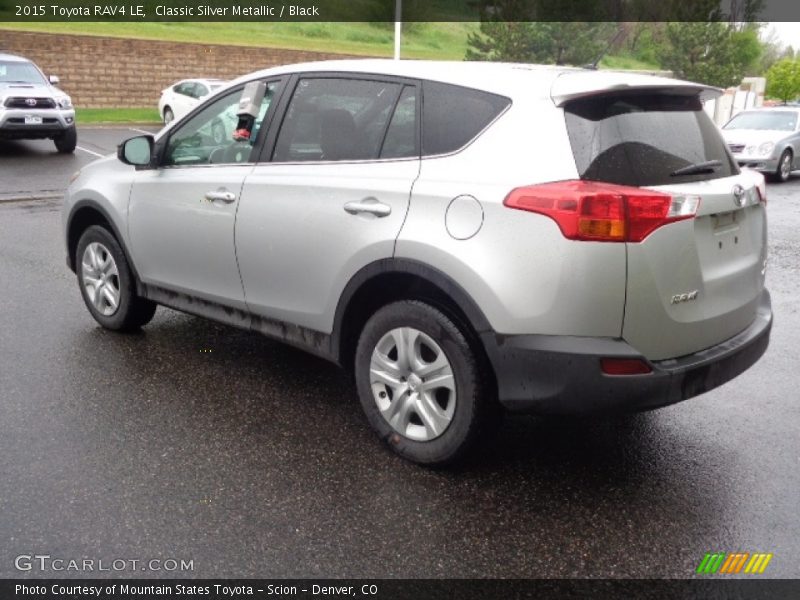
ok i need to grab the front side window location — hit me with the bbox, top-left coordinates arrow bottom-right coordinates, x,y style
273,78 -> 404,162
163,81 -> 279,167
195,83 -> 209,98
174,82 -> 194,96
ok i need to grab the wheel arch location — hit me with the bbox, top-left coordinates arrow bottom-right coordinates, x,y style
66,201 -> 141,286
332,259 -> 494,375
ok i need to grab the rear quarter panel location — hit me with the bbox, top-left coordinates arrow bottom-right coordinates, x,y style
396,96 -> 627,337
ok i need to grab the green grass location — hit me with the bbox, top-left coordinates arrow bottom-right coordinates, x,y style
0,21 -> 662,73
0,22 -> 478,60
77,107 -> 161,124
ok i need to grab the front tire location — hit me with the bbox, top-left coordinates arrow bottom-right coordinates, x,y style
54,126 -> 77,153
76,226 -> 156,331
163,106 -> 174,124
354,300 -> 494,466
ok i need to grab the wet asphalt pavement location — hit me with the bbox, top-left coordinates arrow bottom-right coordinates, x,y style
0,126 -> 159,201
0,129 -> 799,579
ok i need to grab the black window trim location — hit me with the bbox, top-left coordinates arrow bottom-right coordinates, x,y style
258,71 -> 422,165
155,76 -> 287,170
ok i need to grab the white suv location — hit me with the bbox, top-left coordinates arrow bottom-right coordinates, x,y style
63,61 -> 772,465
0,52 -> 76,153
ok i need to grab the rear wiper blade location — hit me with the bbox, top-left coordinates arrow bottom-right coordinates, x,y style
670,160 -> 722,177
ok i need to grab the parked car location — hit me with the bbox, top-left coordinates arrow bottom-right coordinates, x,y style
63,61 -> 772,465
0,52 -> 76,152
720,107 -> 800,182
158,78 -> 227,124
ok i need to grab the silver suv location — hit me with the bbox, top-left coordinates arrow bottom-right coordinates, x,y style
62,61 -> 772,465
0,52 -> 76,153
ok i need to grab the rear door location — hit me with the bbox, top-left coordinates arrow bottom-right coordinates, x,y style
235,74 -> 420,333
563,91 -> 767,360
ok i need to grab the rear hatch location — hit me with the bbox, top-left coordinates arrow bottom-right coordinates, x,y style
558,81 -> 767,361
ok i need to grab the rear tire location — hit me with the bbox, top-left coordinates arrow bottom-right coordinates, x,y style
354,300 -> 495,466
76,225 -> 156,331
54,126 -> 77,153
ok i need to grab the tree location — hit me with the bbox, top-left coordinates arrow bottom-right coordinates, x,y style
731,25 -> 764,76
466,22 -> 617,66
659,22 -> 759,87
757,26 -> 790,74
765,59 -> 800,103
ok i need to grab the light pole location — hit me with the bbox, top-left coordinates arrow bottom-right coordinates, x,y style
394,0 -> 402,60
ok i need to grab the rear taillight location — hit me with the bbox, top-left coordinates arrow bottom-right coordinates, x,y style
504,180 -> 700,243
756,182 -> 767,205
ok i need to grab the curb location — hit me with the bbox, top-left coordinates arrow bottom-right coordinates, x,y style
0,192 -> 63,204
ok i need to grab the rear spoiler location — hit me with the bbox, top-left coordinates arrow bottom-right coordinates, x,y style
550,71 -> 722,107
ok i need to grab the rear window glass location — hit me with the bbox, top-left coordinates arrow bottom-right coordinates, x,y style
724,110 -> 798,132
422,81 -> 510,156
565,93 -> 738,186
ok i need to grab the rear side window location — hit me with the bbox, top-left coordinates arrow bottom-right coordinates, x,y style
422,81 -> 510,156
381,86 -> 417,159
273,78 -> 403,162
565,93 -> 738,186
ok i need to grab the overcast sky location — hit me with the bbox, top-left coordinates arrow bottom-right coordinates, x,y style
766,22 -> 800,50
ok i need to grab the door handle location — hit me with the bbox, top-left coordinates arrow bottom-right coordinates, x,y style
343,199 -> 391,218
205,190 -> 236,204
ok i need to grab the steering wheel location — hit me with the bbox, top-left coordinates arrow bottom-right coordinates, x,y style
208,142 -> 252,164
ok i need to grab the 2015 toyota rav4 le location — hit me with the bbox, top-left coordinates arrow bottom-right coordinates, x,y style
62,61 -> 772,465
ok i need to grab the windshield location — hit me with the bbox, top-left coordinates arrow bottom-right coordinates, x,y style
564,93 -> 737,187
724,111 -> 798,131
0,60 -> 47,85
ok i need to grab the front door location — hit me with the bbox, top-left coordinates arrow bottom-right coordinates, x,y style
128,81 -> 281,309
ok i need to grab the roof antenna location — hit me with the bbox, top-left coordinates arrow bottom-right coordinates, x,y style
583,27 -> 628,70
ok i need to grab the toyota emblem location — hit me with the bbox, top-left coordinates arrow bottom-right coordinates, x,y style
25,98 -> 37,107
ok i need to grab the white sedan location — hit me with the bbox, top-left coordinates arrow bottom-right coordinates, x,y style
158,78 -> 227,124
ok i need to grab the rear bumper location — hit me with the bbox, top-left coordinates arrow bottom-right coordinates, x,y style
483,289 -> 772,415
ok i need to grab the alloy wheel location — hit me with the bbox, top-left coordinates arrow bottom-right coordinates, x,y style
81,242 -> 121,317
781,153 -> 792,181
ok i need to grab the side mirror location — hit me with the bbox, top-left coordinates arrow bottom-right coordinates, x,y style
49,75 -> 60,85
118,135 -> 154,168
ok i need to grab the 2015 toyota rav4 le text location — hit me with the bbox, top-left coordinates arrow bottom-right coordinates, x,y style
62,61 -> 772,465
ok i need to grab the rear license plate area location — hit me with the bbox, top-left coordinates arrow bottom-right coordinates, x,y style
712,210 -> 739,234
